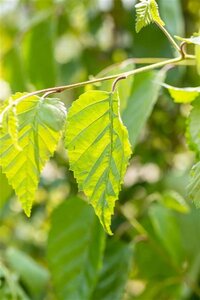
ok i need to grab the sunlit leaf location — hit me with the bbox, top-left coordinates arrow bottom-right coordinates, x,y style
0,93 -> 66,215
163,83 -> 200,103
47,197 -> 105,300
65,90 -> 132,234
135,0 -> 165,33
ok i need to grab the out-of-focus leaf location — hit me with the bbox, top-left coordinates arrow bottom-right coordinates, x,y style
0,93 -> 66,216
159,0 -> 184,36
163,83 -> 200,103
122,69 -> 166,147
188,162 -> 200,208
24,16 -> 57,89
149,204 -> 184,266
47,197 -> 105,300
160,190 -> 190,213
175,34 -> 200,46
2,47 -> 27,92
187,97 -> 200,154
92,239 -> 133,300
0,264 -> 31,300
65,90 -> 132,234
6,248 -> 49,298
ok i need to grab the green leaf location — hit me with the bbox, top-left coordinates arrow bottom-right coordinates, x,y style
0,169 -> 13,210
122,70 -> 166,147
163,83 -> 200,103
149,204 -> 184,266
186,97 -> 200,154
47,197 -> 105,300
65,90 -> 132,235
6,248 -> 49,298
0,93 -> 66,216
159,0 -> 184,37
160,190 -> 190,214
24,16 -> 57,89
135,0 -> 165,33
195,31 -> 200,75
92,239 -> 133,300
175,34 -> 200,46
188,162 -> 200,208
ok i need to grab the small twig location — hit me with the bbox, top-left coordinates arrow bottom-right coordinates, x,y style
112,75 -> 127,92
180,41 -> 187,59
155,21 -> 181,54
0,55 -> 195,120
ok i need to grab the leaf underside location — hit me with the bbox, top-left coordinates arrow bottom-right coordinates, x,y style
65,90 -> 132,235
0,93 -> 66,215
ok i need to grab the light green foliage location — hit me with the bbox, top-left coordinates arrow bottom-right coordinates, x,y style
187,98 -> 200,154
187,99 -> 200,207
163,83 -> 200,103
175,34 -> 200,46
188,162 -> 200,208
65,90 -> 132,234
7,101 -> 21,151
6,248 -> 49,298
0,93 -> 66,216
135,0 -> 165,33
92,239 -> 133,300
160,190 -> 190,214
0,170 -> 13,209
122,70 -> 166,146
47,197 -> 105,300
159,0 -> 184,37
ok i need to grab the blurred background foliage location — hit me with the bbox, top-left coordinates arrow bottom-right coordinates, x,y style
0,0 -> 200,299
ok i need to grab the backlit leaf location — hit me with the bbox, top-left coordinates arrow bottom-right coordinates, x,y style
47,197 -> 105,300
65,90 -> 132,234
163,83 -> 200,103
0,93 -> 66,216
135,0 -> 165,33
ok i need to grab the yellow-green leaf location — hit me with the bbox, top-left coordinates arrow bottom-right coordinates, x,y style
163,83 -> 200,103
65,90 -> 132,234
135,0 -> 165,33
0,93 -> 66,215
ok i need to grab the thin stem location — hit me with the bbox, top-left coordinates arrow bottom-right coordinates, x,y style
155,21 -> 181,54
112,75 -> 127,92
0,55 -> 195,119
